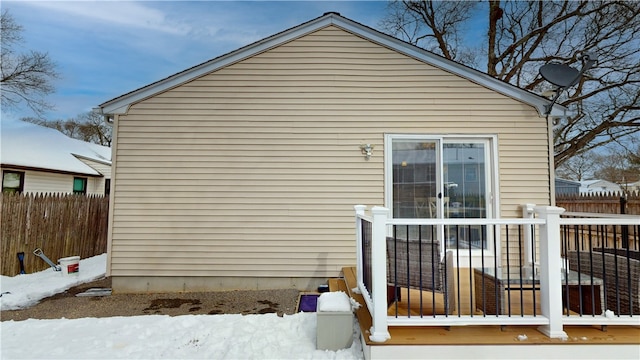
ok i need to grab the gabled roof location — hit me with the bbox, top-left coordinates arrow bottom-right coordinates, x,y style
579,179 -> 622,193
0,120 -> 111,176
555,178 -> 581,186
98,12 -> 566,117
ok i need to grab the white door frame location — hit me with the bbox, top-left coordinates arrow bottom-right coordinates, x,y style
384,134 -> 500,268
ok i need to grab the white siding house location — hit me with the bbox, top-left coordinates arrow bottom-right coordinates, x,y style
579,179 -> 623,194
1,121 -> 111,195
98,13 -> 565,293
555,178 -> 581,195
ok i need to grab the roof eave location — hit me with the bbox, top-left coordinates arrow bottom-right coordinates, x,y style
1,163 -> 103,177
73,153 -> 112,167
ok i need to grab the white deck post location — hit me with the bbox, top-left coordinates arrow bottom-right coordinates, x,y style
534,205 -> 567,339
522,203 -> 536,267
354,205 -> 366,290
369,206 -> 391,342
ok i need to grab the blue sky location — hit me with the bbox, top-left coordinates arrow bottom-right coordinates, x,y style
2,1 -> 391,121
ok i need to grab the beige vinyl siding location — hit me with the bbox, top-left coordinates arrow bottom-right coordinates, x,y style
110,26 -> 550,282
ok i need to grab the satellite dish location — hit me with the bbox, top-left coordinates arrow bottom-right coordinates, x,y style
538,52 -> 597,116
539,63 -> 580,88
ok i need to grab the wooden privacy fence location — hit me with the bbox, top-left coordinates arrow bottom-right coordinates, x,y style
557,191 -> 640,215
1,193 -> 109,276
558,191 -> 639,253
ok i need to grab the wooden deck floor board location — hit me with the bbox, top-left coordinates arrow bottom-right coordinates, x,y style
341,266 -> 640,346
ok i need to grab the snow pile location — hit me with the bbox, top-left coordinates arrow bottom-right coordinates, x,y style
0,254 -> 107,310
1,313 -> 363,359
0,254 -> 365,359
318,291 -> 352,312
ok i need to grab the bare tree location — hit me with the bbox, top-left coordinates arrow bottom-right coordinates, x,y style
555,152 -> 597,181
382,1 -> 640,167
629,145 -> 640,169
592,150 -> 640,190
22,111 -> 112,147
1,9 -> 59,117
76,111 -> 112,147
380,0 -> 481,65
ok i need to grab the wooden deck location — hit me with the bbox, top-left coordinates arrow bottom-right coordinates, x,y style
334,267 -> 640,347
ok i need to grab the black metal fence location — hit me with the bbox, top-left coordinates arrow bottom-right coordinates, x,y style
562,220 -> 640,316
371,221 -> 639,318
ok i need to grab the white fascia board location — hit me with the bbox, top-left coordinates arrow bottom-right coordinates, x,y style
99,13 -> 565,118
73,153 -> 112,167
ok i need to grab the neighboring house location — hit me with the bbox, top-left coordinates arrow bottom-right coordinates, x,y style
1,121 -> 112,195
624,180 -> 640,192
98,13 -> 565,293
555,178 -> 581,195
579,179 -> 622,194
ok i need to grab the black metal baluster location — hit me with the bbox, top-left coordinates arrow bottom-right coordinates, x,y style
578,224 -> 585,316
571,224 -> 580,316
493,227 -> 499,316
613,225 -> 621,315
467,224 -> 472,316
454,224 -> 461,317
517,225 -> 525,316
406,224 -> 410,318
600,224 -> 609,314
505,224 -> 512,316
531,223 -> 537,317
393,225 -> 399,317
434,224 -> 440,317
587,225 -> 596,316
418,225 -> 424,318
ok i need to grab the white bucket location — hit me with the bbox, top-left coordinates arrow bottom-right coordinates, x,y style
58,256 -> 80,275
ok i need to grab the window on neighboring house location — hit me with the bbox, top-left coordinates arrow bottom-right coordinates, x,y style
73,177 -> 87,194
104,179 -> 111,196
2,170 -> 25,194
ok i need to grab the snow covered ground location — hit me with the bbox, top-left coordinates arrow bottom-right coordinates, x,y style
1,254 -> 108,311
1,255 -> 364,359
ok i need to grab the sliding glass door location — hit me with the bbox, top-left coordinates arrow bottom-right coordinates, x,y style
386,135 -> 494,256
443,141 -> 489,250
391,139 -> 439,219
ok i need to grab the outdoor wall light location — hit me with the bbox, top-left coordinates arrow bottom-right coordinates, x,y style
360,144 -> 374,160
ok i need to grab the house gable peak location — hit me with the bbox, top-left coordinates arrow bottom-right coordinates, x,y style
98,12 -> 563,118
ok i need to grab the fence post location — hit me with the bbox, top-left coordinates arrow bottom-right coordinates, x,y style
534,205 -> 567,339
354,205 -> 366,294
369,206 -> 391,343
620,195 -> 629,248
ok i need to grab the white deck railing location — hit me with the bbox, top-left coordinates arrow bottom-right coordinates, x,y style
354,205 -> 640,342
